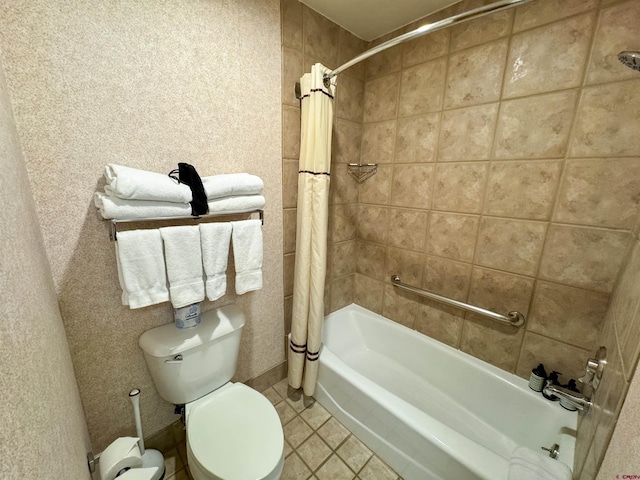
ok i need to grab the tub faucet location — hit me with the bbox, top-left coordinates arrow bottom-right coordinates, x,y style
542,380 -> 592,411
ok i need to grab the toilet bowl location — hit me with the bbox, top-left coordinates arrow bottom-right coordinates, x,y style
186,383 -> 284,480
139,305 -> 284,480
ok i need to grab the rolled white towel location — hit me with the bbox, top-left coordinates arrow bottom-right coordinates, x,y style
160,225 -> 205,309
207,195 -> 266,214
95,192 -> 192,220
104,164 -> 192,203
508,447 -> 572,480
202,173 -> 263,200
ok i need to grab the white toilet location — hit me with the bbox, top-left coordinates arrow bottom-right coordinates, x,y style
139,305 -> 284,480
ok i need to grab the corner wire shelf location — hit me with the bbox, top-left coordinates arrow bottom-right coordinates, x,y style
347,163 -> 378,183
391,275 -> 525,328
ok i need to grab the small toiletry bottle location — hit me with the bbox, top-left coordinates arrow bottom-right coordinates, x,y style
542,371 -> 561,401
560,379 -> 580,411
529,363 -> 547,392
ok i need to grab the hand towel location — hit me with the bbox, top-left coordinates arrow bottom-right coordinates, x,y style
95,192 -> 192,220
207,195 -> 266,214
104,164 -> 192,203
199,223 -> 232,301
160,225 -> 205,308
114,242 -> 129,306
508,447 -> 572,480
231,219 -> 263,295
202,173 -> 264,200
116,229 -> 170,309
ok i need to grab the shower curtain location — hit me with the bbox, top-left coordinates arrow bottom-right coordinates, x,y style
288,63 -> 336,396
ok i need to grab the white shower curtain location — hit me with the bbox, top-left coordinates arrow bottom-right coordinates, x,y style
288,63 -> 336,396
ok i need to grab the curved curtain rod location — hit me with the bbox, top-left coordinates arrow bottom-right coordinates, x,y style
323,0 -> 532,85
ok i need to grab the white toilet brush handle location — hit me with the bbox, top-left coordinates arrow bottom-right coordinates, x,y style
129,388 -> 146,455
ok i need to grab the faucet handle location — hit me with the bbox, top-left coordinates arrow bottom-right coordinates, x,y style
579,346 -> 607,390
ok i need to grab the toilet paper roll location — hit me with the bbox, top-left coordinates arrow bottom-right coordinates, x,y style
115,467 -> 159,480
99,437 -> 144,480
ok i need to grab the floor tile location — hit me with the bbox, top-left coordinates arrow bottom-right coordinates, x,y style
283,416 -> 314,448
337,435 -> 373,474
359,455 -> 397,480
282,452 -> 312,480
286,390 -> 316,412
317,417 -> 350,450
315,453 -> 356,480
275,399 -> 298,426
163,447 -> 184,478
262,386 -> 283,405
297,434 -> 332,471
300,402 -> 331,430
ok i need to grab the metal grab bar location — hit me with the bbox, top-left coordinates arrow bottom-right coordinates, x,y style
390,275 -> 525,327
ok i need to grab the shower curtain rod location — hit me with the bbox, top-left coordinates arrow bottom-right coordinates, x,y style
322,0 -> 531,85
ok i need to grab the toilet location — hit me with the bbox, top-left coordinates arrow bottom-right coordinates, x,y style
139,305 -> 284,480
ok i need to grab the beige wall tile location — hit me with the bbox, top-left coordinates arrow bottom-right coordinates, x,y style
460,315 -> 525,372
354,273 -> 385,314
426,211 -> 479,263
283,208 -> 297,254
402,29 -> 449,68
494,90 -> 577,159
515,332 -> 590,381
332,240 -> 356,279
363,73 -> 400,122
386,246 -> 425,287
484,160 -> 561,220
281,0 -> 303,50
283,160 -> 299,208
331,203 -> 357,242
395,113 -> 439,163
528,281 -> 609,350
366,44 -> 402,79
302,6 -> 339,68
333,118 -> 362,164
450,9 -> 513,52
468,266 -> 535,318
338,30 -> 367,81
283,105 -> 301,159
570,79 -> 640,158
438,103 -> 498,162
329,163 -> 358,205
357,205 -> 389,244
387,208 -> 429,251
539,224 -> 630,293
587,1 -> 640,85
360,120 -> 396,164
432,162 -> 488,214
336,74 -> 364,123
555,158 -> 640,229
391,164 -> 434,209
381,283 -> 421,329
284,253 -> 296,297
415,301 -> 465,348
356,241 -> 387,281
621,305 -> 640,381
475,217 -> 547,276
444,39 -> 508,109
422,255 -> 472,301
358,164 -> 392,204
610,238 -> 640,345
513,0 -> 598,33
282,47 -> 303,107
503,13 -> 594,99
330,274 -> 354,312
399,57 -> 446,117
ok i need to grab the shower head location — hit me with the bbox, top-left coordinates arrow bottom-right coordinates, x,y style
618,51 -> 640,71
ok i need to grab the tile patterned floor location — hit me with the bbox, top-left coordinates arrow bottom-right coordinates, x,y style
148,378 -> 402,480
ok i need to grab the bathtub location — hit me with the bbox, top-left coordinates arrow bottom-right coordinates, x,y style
314,304 -> 577,480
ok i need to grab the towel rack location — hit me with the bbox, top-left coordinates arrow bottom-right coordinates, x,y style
105,209 -> 264,241
391,275 -> 525,327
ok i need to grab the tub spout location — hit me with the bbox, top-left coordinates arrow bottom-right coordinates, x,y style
542,380 -> 592,411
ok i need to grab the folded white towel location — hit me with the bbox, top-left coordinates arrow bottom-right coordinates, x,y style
116,230 -> 170,309
207,195 -> 266,214
160,225 -> 205,308
199,223 -> 232,301
508,447 -> 572,480
202,173 -> 264,200
95,192 -> 192,220
105,164 -> 192,203
231,219 -> 263,295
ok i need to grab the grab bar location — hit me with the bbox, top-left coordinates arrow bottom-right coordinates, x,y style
390,275 -> 525,327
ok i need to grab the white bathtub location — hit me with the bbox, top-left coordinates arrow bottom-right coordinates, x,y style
314,304 -> 577,480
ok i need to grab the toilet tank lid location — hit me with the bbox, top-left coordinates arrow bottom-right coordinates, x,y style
139,304 -> 246,358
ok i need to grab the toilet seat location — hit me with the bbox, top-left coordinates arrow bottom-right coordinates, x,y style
186,382 -> 284,480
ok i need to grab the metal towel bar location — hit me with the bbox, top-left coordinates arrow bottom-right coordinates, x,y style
391,275 -> 525,327
106,209 -> 264,241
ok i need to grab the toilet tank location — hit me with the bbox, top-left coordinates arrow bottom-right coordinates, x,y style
139,304 -> 246,405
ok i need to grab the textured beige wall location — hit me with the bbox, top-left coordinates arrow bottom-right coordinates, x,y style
0,0 -> 282,451
0,54 -> 92,478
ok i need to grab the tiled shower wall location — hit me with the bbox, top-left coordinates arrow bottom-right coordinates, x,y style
281,0 -> 366,337
349,0 -> 640,383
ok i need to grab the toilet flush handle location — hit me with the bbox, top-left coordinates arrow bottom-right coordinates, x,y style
164,354 -> 183,364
